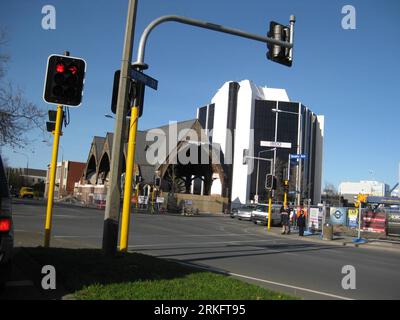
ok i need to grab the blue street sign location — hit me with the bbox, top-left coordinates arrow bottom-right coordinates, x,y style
290,154 -> 307,160
131,69 -> 158,90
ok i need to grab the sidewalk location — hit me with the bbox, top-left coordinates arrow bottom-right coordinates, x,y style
261,225 -> 400,252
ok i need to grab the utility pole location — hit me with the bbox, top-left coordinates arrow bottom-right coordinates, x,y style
102,0 -> 138,256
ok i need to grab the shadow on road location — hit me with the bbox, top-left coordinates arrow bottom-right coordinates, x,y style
152,242 -> 350,261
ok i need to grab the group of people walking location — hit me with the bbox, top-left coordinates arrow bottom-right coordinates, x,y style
279,205 -> 307,236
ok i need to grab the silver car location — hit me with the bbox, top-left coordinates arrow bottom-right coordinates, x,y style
251,204 -> 281,226
0,155 -> 13,290
231,205 -> 256,221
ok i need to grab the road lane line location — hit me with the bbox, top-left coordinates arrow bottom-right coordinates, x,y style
228,273 -> 353,300
176,261 -> 353,300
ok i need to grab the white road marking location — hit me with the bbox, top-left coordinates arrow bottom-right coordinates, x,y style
5,280 -> 34,287
177,261 -> 354,300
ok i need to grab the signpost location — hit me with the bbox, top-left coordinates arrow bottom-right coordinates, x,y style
286,153 -> 307,207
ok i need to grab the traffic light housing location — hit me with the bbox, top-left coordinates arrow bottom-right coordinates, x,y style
111,70 -> 145,118
266,174 -> 277,190
44,54 -> 86,107
283,180 -> 289,193
267,21 -> 292,67
46,110 -> 64,133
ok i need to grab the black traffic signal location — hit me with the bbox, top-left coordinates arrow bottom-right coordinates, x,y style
111,70 -> 145,118
46,110 -> 64,133
111,70 -> 121,115
265,174 -> 277,190
44,54 -> 86,107
267,21 -> 292,67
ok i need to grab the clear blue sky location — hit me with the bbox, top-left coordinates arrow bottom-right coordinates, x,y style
1,0 -> 399,188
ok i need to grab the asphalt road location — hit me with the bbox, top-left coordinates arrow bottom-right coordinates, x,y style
8,199 -> 400,300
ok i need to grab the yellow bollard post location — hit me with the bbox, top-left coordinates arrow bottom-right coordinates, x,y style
119,106 -> 139,252
44,105 -> 63,247
284,192 -> 287,208
283,180 -> 288,209
135,184 -> 139,209
151,187 -> 155,214
267,196 -> 272,231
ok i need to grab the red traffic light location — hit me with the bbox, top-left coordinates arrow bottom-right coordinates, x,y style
44,54 -> 86,107
69,65 -> 78,75
56,63 -> 65,73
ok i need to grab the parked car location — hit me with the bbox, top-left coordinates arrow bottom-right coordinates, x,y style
231,204 -> 257,221
19,187 -> 34,199
251,203 -> 282,226
0,155 -> 13,290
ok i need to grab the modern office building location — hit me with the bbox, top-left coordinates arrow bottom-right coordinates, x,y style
197,80 -> 324,205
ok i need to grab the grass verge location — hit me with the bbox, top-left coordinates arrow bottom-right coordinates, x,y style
24,247 -> 297,300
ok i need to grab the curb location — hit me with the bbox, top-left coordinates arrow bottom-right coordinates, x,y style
256,227 -> 400,252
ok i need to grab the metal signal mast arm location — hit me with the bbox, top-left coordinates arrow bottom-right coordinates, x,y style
133,15 -> 295,70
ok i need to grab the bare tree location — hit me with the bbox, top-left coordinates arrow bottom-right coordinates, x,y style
0,29 -> 45,149
322,182 -> 340,206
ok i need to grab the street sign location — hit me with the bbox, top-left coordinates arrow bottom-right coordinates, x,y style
290,154 -> 307,160
260,141 -> 292,149
130,69 -> 158,90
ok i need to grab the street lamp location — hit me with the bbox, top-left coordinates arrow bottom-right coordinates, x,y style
271,107 -> 302,206
255,148 -> 276,201
104,114 -> 115,119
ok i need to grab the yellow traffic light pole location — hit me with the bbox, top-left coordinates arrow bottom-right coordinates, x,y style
283,180 -> 288,209
283,192 -> 287,208
267,192 -> 272,231
135,184 -> 139,210
119,105 -> 139,252
44,104 -> 63,247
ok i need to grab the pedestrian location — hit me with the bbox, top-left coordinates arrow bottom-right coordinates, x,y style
289,207 -> 296,230
297,209 -> 306,236
280,205 -> 289,234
